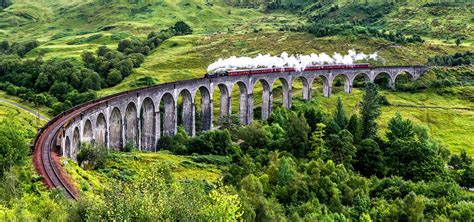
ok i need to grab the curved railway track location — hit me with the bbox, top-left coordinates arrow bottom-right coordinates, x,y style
32,80 -> 191,199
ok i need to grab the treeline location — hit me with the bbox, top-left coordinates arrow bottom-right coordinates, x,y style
156,83 -> 473,220
223,0 -> 310,10
0,21 -> 192,115
392,67 -> 474,93
428,51 -> 473,66
0,40 -> 39,57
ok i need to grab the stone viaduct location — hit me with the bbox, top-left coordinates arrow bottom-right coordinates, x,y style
60,66 -> 427,159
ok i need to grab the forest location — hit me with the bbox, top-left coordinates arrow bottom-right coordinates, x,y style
0,0 -> 473,221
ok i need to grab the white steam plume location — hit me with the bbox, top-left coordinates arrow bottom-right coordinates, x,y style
207,49 -> 378,72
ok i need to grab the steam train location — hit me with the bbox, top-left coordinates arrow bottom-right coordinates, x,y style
205,63 -> 370,78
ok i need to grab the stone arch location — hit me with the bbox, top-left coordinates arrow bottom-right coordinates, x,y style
178,89 -> 193,136
253,79 -> 271,120
292,76 -> 310,101
231,81 -> 249,125
109,107 -> 123,150
82,119 -> 93,144
140,97 -> 156,151
351,72 -> 371,89
374,72 -> 394,89
215,84 -> 231,125
72,127 -> 80,158
312,75 -> 330,97
331,74 -> 351,93
125,102 -> 138,148
65,136 -> 71,158
160,93 -> 176,136
394,71 -> 414,90
196,86 -> 212,131
272,78 -> 290,108
95,113 -> 107,147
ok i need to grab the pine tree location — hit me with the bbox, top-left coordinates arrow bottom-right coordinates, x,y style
360,82 -> 381,139
347,114 -> 362,144
333,97 -> 348,130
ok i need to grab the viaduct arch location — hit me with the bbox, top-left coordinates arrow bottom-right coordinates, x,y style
58,66 -> 427,157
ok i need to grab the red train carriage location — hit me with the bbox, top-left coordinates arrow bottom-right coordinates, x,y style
205,64 -> 370,78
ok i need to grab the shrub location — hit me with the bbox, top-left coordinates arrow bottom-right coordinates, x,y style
76,143 -> 108,170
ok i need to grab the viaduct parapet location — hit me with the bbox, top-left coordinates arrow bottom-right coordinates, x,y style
58,66 -> 427,159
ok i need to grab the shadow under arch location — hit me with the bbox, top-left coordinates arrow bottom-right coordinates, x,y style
331,73 -> 351,94
72,127 -> 80,158
177,89 -> 193,136
140,97 -> 156,151
230,81 -> 249,125
292,76 -> 310,102
272,77 -> 290,109
95,113 -> 107,147
195,86 -> 212,132
252,78 -> 271,120
109,107 -> 123,150
312,75 -> 330,97
213,84 -> 231,126
352,72 -> 371,89
125,102 -> 138,148
160,93 -> 176,137
82,119 -> 93,145
374,72 -> 394,89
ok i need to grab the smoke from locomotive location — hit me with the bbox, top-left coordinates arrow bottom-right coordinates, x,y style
205,50 -> 378,78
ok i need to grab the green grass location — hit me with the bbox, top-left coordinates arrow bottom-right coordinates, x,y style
0,100 -> 46,134
302,87 -> 474,156
62,150 -> 222,196
0,91 -> 51,119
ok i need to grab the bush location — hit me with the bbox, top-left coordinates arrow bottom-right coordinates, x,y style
76,143 -> 108,170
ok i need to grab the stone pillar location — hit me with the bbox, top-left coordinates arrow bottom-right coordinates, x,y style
154,110 -> 160,151
191,102 -> 196,137
261,88 -> 270,120
345,79 -> 353,93
308,80 -> 314,101
324,82 -> 332,98
247,92 -> 253,125
268,90 -> 273,116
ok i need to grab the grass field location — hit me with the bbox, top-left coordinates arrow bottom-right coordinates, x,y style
62,150 -> 223,195
298,87 -> 474,156
0,100 -> 46,136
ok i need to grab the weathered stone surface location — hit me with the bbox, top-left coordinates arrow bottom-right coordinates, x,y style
60,66 -> 427,158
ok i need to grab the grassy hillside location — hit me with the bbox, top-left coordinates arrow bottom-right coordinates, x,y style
1,0 -> 472,156
302,88 -> 474,156
62,150 -> 224,195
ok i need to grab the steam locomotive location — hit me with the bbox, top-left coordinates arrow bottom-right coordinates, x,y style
204,63 -> 370,78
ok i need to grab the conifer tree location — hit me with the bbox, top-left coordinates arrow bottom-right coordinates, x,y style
360,83 -> 381,139
333,97 -> 348,130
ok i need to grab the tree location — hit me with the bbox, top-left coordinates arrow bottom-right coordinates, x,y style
35,72 -> 51,92
107,69 -> 122,86
333,97 -> 347,129
0,118 -> 29,176
309,123 -> 326,159
455,38 -> 461,46
172,21 -> 193,35
386,112 -> 415,142
354,139 -> 385,177
49,81 -> 73,101
325,129 -> 356,168
285,112 -> 310,157
236,122 -> 270,152
360,82 -> 381,139
347,114 -> 362,145
1,0 -> 12,9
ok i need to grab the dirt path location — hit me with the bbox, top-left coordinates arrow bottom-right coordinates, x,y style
0,98 -> 50,121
